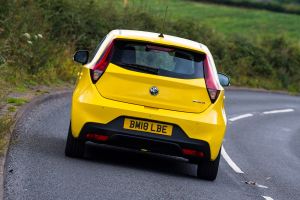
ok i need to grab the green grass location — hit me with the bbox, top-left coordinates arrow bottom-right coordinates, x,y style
7,106 -> 16,112
7,97 -> 28,106
0,116 -> 12,155
15,85 -> 28,93
191,0 -> 300,15
125,0 -> 300,41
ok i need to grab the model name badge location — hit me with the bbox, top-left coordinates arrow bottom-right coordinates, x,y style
193,100 -> 205,104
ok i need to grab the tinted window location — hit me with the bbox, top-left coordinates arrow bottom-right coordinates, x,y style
88,36 -> 107,62
110,40 -> 205,79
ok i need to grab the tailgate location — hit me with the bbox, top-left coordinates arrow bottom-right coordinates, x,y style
95,64 -> 211,113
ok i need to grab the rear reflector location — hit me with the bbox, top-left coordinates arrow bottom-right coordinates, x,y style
182,148 -> 204,158
86,133 -> 109,141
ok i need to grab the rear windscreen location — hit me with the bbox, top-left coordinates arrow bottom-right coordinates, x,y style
110,40 -> 205,79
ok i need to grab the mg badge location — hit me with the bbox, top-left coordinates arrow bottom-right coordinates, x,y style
149,86 -> 159,96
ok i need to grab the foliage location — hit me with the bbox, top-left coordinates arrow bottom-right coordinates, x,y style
0,115 -> 12,155
0,0 -> 299,93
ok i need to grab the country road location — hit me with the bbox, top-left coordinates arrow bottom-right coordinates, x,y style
4,90 -> 300,200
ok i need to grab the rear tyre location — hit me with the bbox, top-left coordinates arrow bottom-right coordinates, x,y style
65,123 -> 85,158
196,150 -> 220,181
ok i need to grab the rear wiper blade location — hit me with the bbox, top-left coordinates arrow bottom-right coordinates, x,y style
115,62 -> 159,74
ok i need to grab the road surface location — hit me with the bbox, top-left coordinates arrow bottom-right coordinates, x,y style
4,90 -> 300,200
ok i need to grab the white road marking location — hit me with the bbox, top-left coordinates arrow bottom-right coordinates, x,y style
221,146 -> 244,174
262,196 -> 274,200
263,108 -> 294,115
225,109 -> 293,182
257,184 -> 268,189
229,113 -> 253,122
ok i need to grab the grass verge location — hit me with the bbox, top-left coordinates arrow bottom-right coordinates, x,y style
7,98 -> 28,106
106,0 -> 300,41
0,116 -> 12,155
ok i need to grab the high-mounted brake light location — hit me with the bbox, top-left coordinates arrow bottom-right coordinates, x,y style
146,45 -> 174,52
90,40 -> 114,83
204,56 -> 220,103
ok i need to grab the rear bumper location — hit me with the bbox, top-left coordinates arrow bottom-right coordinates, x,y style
71,71 -> 227,160
79,118 -> 210,162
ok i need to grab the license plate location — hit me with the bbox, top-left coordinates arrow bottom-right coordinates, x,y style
123,118 -> 173,136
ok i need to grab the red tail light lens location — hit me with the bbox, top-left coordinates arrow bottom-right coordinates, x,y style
86,133 -> 109,141
204,56 -> 220,103
90,41 -> 114,83
182,148 -> 204,158
146,45 -> 174,52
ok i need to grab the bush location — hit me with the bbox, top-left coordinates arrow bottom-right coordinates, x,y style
0,0 -> 299,93
262,36 -> 300,91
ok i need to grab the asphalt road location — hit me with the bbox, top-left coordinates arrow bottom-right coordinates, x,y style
4,90 -> 300,200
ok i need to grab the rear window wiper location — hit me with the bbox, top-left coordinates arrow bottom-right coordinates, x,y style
114,62 -> 159,75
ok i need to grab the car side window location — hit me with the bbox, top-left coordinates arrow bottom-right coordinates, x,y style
88,36 -> 107,62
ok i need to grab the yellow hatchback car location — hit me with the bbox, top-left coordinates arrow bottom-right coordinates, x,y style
65,30 -> 230,180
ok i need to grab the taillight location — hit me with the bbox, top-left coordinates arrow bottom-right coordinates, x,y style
90,40 -> 114,83
86,133 -> 109,142
182,148 -> 204,158
204,56 -> 220,103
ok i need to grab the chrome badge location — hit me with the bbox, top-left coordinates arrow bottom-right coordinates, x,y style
149,86 -> 159,96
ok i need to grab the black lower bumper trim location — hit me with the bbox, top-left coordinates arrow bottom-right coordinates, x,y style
79,117 -> 211,161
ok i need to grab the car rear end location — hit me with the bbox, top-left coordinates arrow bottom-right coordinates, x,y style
67,30 -> 227,180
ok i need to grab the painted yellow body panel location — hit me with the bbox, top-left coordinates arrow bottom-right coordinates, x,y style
95,63 -> 211,113
71,67 -> 226,160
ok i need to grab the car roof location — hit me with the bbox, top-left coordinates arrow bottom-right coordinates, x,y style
109,29 -> 209,54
